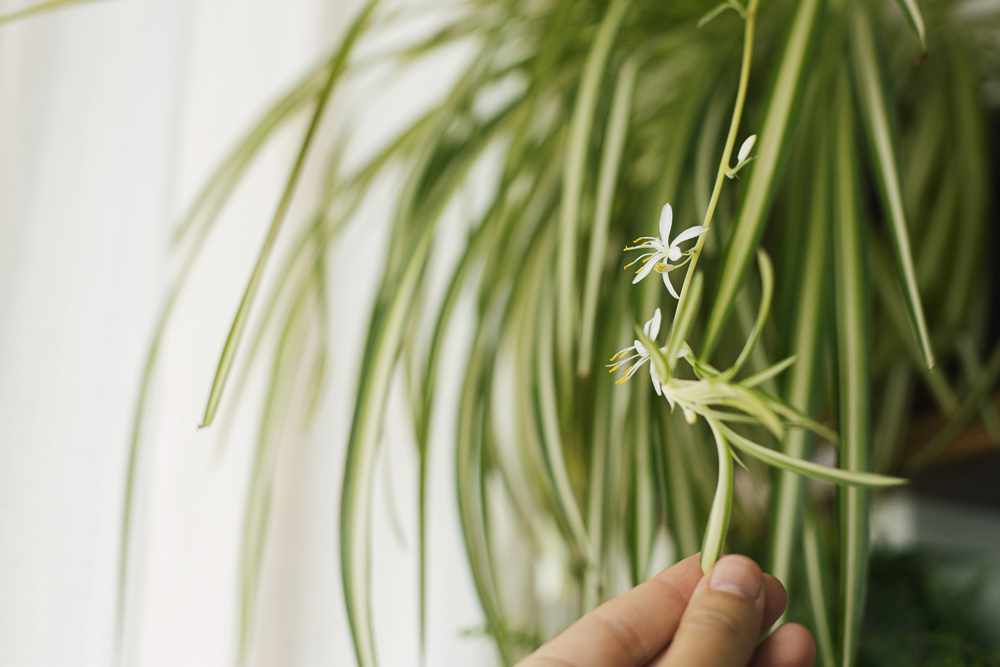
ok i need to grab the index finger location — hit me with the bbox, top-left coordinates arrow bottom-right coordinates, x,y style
517,554 -> 704,667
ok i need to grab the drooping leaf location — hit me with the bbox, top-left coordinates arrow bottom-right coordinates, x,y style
850,7 -> 934,369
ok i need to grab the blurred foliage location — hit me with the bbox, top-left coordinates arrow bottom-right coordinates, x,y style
860,550 -> 1000,667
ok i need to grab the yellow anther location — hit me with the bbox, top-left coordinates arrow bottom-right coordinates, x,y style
608,364 -> 620,373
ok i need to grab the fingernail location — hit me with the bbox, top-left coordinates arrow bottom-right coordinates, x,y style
709,556 -> 761,600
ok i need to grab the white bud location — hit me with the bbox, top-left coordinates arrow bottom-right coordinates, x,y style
684,408 -> 697,424
737,134 -> 757,163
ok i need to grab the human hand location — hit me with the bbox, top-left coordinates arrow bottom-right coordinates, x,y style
516,553 -> 816,667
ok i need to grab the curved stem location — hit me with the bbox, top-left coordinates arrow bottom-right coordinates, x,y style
701,419 -> 735,572
673,0 -> 761,324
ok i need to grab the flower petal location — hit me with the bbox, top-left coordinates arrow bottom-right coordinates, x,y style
738,134 -> 757,163
667,245 -> 682,262
633,340 -> 647,357
633,257 -> 657,283
648,307 -> 661,340
663,268 -> 680,299
658,203 -> 673,243
671,225 -> 710,246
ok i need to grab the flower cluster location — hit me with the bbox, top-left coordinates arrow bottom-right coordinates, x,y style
623,204 -> 708,298
606,131 -> 901,574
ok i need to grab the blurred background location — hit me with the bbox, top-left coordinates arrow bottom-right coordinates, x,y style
1,0 -> 999,666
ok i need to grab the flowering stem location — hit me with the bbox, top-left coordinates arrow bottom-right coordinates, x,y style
672,0 -> 761,333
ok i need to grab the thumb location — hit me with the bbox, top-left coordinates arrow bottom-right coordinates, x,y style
653,555 -> 765,667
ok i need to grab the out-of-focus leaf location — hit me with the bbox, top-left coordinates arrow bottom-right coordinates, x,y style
895,0 -> 927,51
870,241 -> 957,413
906,337 -> 1000,473
943,45 -> 988,334
0,0 -> 98,24
850,7 -> 934,369
720,250 -> 773,381
578,56 -> 637,377
558,0 -> 632,385
832,68 -> 872,667
803,511 -> 836,667
664,272 -> 703,370
200,2 -> 379,428
768,129 -> 828,590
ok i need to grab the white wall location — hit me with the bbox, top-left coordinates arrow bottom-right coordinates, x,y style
0,1 -> 496,665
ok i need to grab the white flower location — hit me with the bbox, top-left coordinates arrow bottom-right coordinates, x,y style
726,134 -> 757,179
624,203 -> 708,298
608,308 -> 665,395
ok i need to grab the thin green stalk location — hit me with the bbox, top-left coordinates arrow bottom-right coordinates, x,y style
702,0 -> 824,356
673,0 -> 760,319
701,419 -> 735,572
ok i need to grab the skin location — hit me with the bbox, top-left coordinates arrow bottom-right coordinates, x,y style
516,554 -> 816,667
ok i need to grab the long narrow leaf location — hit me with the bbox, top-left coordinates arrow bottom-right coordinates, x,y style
894,0 -> 927,51
832,69 -> 873,667
850,7 -> 934,369
578,57 -> 638,376
721,250 -> 773,381
803,510 -> 836,667
717,423 -> 901,488
200,2 -> 379,427
768,128 -> 829,590
558,0 -> 632,384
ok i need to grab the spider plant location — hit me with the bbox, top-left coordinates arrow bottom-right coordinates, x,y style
95,0 -> 1000,664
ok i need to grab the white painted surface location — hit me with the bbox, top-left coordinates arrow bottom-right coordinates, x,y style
0,1 -> 497,665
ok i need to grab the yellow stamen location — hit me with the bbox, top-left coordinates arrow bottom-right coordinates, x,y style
608,364 -> 620,373
615,375 -> 630,385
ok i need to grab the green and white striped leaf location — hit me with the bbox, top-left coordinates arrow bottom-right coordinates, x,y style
558,0 -> 632,383
832,68 -> 873,667
578,57 -> 638,376
850,7 -> 934,369
716,423 -> 902,488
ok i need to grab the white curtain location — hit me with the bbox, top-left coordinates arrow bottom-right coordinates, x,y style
0,1 -> 496,665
